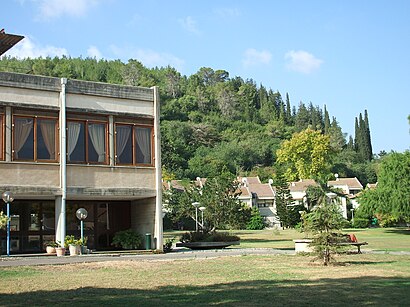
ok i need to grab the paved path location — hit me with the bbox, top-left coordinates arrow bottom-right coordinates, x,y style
0,248 -> 293,267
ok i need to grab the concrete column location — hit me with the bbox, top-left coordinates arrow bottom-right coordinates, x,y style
5,106 -> 11,162
109,115 -> 114,166
152,86 -> 163,250
55,196 -> 63,244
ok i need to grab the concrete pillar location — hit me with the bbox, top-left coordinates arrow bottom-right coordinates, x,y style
5,106 -> 11,162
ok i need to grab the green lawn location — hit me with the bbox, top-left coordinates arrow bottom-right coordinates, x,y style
0,227 -> 408,306
165,227 -> 410,252
0,253 -> 409,306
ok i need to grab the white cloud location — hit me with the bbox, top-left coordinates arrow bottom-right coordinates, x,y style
178,16 -> 200,34
3,36 -> 68,58
87,46 -> 103,59
110,45 -> 184,71
285,50 -> 323,74
36,0 -> 98,20
242,48 -> 272,68
215,8 -> 241,18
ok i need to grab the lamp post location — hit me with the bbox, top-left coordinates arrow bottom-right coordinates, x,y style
350,208 -> 354,221
75,208 -> 88,245
192,202 -> 200,232
2,191 -> 14,256
199,206 -> 206,231
326,192 -> 337,204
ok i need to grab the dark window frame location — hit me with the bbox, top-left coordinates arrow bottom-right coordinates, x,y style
0,112 -> 4,161
114,122 -> 154,166
12,115 -> 59,162
66,118 -> 109,165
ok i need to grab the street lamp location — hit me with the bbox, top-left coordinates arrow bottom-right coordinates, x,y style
76,208 -> 88,245
350,208 -> 354,221
199,206 -> 206,231
192,202 -> 200,232
2,191 -> 14,256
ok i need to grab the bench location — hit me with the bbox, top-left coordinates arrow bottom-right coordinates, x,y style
336,241 -> 368,254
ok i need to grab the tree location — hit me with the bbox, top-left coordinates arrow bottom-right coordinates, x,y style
164,168 -> 251,230
276,128 -> 333,181
246,207 -> 266,230
302,180 -> 347,265
358,151 -> 410,222
273,174 -> 301,228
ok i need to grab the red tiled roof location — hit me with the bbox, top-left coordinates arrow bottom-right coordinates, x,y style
328,177 -> 363,190
289,179 -> 317,192
248,183 -> 274,198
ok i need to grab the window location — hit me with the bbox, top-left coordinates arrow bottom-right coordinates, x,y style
13,116 -> 58,162
0,112 -> 4,161
67,119 -> 107,164
115,123 -> 153,166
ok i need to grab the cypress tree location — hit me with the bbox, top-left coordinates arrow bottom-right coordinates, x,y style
324,105 -> 330,134
364,110 -> 373,160
285,93 -> 292,124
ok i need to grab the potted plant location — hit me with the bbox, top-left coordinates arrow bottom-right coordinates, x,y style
55,240 -> 66,257
44,241 -> 58,254
65,235 -> 81,256
78,237 -> 88,254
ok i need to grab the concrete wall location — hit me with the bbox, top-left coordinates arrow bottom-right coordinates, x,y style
131,198 -> 156,248
0,162 -> 59,187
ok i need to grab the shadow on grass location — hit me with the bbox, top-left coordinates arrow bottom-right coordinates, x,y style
384,228 -> 410,235
2,276 -> 409,306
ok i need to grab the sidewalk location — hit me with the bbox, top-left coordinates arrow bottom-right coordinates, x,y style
0,247 -> 294,267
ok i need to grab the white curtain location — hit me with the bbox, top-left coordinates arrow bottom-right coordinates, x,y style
115,125 -> 131,163
88,123 -> 106,162
14,118 -> 33,159
135,127 -> 151,164
39,119 -> 56,159
67,122 -> 81,161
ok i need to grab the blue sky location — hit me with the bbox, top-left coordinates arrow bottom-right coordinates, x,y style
2,0 -> 409,154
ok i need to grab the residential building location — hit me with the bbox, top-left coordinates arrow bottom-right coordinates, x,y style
0,72 -> 163,254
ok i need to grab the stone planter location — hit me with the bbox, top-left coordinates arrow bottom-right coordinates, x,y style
176,241 -> 240,250
293,239 -> 313,253
69,244 -> 80,256
55,247 -> 66,257
46,246 -> 56,254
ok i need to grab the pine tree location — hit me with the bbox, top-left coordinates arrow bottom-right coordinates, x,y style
285,93 -> 292,124
364,110 -> 373,160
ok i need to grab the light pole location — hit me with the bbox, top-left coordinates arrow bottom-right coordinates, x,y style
350,208 -> 354,221
75,208 -> 88,245
192,202 -> 200,232
2,191 -> 14,256
199,206 -> 206,231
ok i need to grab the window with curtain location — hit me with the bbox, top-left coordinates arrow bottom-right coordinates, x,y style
0,113 -> 4,160
115,123 -> 153,166
13,116 -> 57,161
67,120 -> 107,164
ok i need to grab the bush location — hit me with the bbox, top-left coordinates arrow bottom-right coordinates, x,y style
112,229 -> 143,250
352,218 -> 369,228
163,237 -> 175,253
180,231 -> 240,243
246,207 -> 266,230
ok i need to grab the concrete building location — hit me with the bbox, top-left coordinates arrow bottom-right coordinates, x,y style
0,72 -> 163,253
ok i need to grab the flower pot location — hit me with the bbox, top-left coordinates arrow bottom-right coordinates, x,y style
55,247 -> 66,257
46,246 -> 56,254
69,244 -> 80,256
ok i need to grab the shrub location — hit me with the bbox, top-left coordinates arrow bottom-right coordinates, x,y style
180,231 -> 240,243
352,218 -> 369,228
0,211 -> 9,229
163,237 -> 175,253
112,229 -> 143,250
246,207 -> 266,230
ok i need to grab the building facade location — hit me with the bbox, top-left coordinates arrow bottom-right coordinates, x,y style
0,72 -> 163,253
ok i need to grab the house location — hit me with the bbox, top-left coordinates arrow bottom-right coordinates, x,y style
0,72 -> 163,254
289,177 -> 364,218
239,177 -> 279,227
328,177 -> 364,213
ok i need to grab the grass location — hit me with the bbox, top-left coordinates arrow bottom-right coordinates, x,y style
165,227 -> 410,251
0,253 -> 409,306
0,227 -> 409,306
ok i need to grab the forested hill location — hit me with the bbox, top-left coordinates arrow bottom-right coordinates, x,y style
0,56 -> 376,184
